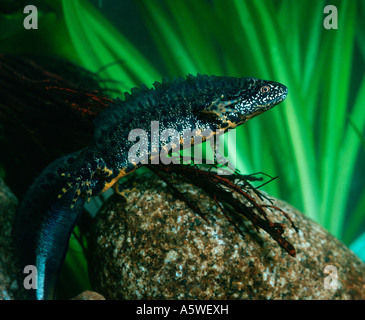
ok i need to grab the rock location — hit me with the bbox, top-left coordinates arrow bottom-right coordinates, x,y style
88,170 -> 365,299
0,178 -> 19,300
71,290 -> 106,300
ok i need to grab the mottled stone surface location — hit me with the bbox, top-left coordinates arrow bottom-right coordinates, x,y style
89,171 -> 365,300
0,178 -> 19,300
71,290 -> 106,300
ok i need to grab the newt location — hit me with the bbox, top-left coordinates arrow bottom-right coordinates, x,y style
12,74 -> 288,299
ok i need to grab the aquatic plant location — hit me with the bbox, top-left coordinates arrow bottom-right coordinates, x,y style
2,0 -> 364,296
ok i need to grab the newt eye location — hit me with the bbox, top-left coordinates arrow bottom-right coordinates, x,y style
260,86 -> 270,93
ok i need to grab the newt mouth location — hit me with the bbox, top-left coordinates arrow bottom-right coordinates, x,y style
273,84 -> 288,105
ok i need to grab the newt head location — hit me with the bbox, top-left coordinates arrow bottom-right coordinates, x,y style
240,77 -> 288,116
201,76 -> 288,129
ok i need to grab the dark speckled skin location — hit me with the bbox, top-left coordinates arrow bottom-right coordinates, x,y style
59,75 -> 288,203
13,74 -> 287,299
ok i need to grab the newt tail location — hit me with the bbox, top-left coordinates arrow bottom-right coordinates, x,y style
12,152 -> 85,300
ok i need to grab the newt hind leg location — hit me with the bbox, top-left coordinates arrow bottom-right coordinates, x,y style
59,163 -> 141,207
58,173 -> 93,208
57,153 -> 112,207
